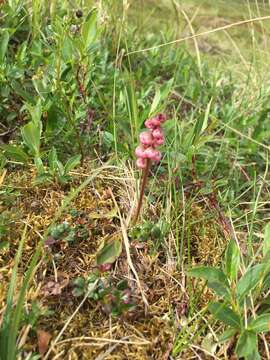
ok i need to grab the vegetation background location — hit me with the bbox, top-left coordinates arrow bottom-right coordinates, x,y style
1,0 -> 270,359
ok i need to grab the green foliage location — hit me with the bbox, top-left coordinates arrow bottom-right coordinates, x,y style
188,225 -> 270,359
225,240 -> 240,281
72,275 -> 136,317
96,236 -> 122,265
129,221 -> 169,250
47,218 -> 89,244
187,266 -> 230,298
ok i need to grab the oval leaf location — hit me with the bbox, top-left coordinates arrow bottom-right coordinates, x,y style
236,264 -> 266,301
187,266 -> 229,297
21,121 -> 41,156
248,313 -> 270,333
263,223 -> 270,257
225,240 -> 240,281
208,301 -> 241,328
96,236 -> 122,265
236,330 -> 259,359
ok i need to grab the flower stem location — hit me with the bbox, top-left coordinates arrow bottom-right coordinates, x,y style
133,159 -> 151,225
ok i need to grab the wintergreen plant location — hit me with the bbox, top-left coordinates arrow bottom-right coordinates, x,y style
188,224 -> 270,359
133,113 -> 167,224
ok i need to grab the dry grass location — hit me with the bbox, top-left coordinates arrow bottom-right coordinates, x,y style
0,160 -> 231,359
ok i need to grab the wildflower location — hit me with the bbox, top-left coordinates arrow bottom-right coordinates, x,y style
135,113 -> 167,168
133,113 -> 167,223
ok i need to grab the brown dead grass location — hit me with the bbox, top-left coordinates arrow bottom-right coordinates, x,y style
0,163 -> 227,359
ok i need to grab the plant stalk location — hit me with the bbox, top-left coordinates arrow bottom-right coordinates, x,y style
133,159 -> 151,225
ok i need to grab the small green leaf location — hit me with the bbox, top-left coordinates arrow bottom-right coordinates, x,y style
21,121 -> 41,156
225,240 -> 240,281
82,9 -> 97,50
263,223 -> 270,257
34,173 -> 52,185
0,241 -> 9,251
0,30 -> 9,62
208,302 -> 241,328
56,160 -> 65,177
218,328 -> 238,343
96,236 -> 122,265
248,313 -> 270,333
187,266 -> 230,297
24,101 -> 42,125
72,287 -> 84,297
64,154 -> 81,174
201,333 -> 217,355
236,330 -> 259,359
236,264 -> 266,301
48,147 -> 58,173
34,156 -> 45,175
1,144 -> 29,163
192,98 -> 212,145
73,277 -> 85,288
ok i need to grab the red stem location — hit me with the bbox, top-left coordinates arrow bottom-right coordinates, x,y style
133,159 -> 151,225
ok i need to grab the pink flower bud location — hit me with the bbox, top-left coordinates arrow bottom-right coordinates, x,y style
152,128 -> 164,139
144,147 -> 160,161
139,131 -> 153,146
98,263 -> 112,272
135,145 -> 147,158
148,116 -> 161,129
136,157 -> 147,169
145,119 -> 157,129
152,151 -> 162,162
145,120 -> 153,129
157,113 -> 166,123
153,137 -> 164,146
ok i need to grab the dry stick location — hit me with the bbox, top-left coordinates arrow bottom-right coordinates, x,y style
125,15 -> 270,56
133,159 -> 151,225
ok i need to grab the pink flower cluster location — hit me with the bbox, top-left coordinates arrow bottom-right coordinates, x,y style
135,114 -> 166,169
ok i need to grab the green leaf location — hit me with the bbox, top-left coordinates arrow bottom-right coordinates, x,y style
0,241 -> 9,251
149,79 -> 173,116
236,264 -> 266,301
34,156 -> 45,175
82,9 -> 97,49
149,87 -> 161,116
21,121 -> 41,156
192,98 -> 212,145
48,147 -> 58,173
64,154 -> 81,174
208,302 -> 241,328
248,313 -> 270,333
0,30 -> 9,62
236,331 -> 259,359
225,240 -> 240,281
187,266 -> 230,297
263,223 -> 270,257
1,144 -> 29,163
0,224 -> 27,359
24,101 -> 42,125
56,160 -> 65,177
96,235 -> 122,265
201,333 -> 217,355
34,173 -> 52,185
218,328 -> 238,343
